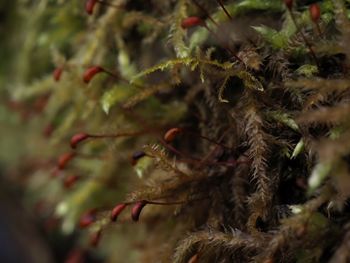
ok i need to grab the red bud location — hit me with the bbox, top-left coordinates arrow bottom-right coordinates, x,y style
64,248 -> 85,263
284,0 -> 293,10
63,175 -> 80,189
53,67 -> 63,82
57,152 -> 76,170
309,4 -> 320,23
181,17 -> 204,29
85,0 -> 98,15
79,209 -> 97,228
164,127 -> 183,143
131,200 -> 147,222
83,66 -> 104,83
110,203 -> 127,222
43,123 -> 55,138
70,133 -> 90,149
89,229 -> 102,247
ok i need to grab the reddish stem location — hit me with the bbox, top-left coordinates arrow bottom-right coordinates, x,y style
287,9 -> 320,68
216,0 -> 232,20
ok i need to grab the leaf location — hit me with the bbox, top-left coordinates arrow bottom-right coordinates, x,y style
100,84 -> 135,114
131,58 -> 194,82
122,84 -> 169,109
268,111 -> 299,132
308,162 -> 332,194
233,0 -> 283,13
237,71 -> 264,91
169,0 -> 189,58
296,64 -> 319,77
131,57 -> 234,82
218,75 -> 231,103
133,156 -> 154,179
252,26 -> 288,49
291,139 -> 305,159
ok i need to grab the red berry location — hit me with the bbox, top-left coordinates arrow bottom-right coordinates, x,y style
63,175 -> 80,189
83,66 -> 104,83
70,133 -> 90,149
57,152 -> 76,170
284,0 -> 293,10
64,248 -> 85,263
309,4 -> 321,23
53,67 -> 63,82
181,17 -> 204,29
43,123 -> 55,138
164,128 -> 183,143
85,0 -> 98,15
79,209 -> 97,228
110,203 -> 127,222
131,200 -> 147,222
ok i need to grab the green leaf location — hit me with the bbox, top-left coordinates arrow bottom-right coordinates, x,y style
133,156 -> 154,179
169,0 -> 189,58
291,139 -> 305,159
252,26 -> 288,49
308,162 -> 332,194
296,65 -> 319,77
268,111 -> 299,132
100,84 -> 135,114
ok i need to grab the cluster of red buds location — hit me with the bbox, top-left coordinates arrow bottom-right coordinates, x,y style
110,200 -> 147,222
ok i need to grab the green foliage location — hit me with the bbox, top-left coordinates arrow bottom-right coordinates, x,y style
2,0 -> 350,262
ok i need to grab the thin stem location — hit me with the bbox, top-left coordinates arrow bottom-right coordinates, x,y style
191,0 -> 219,26
288,10 -> 320,68
203,24 -> 244,64
104,68 -> 145,89
191,0 -> 243,64
315,23 -> 322,38
159,138 -> 199,160
123,196 -> 209,206
216,0 -> 232,20
185,130 -> 231,149
89,128 -> 158,139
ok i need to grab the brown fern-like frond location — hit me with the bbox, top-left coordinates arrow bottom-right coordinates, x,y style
242,91 -> 273,228
173,229 -> 263,263
298,103 -> 350,125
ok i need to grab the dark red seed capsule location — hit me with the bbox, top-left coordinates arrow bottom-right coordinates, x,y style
131,200 -> 147,222
57,152 -> 76,170
79,209 -> 97,228
164,127 -> 183,143
89,229 -> 102,247
131,151 -> 146,165
53,67 -> 63,82
309,4 -> 321,23
85,0 -> 98,15
284,0 -> 293,10
43,123 -> 55,138
181,16 -> 204,29
70,133 -> 90,149
63,175 -> 80,189
64,248 -> 85,263
83,66 -> 104,83
110,203 -> 127,222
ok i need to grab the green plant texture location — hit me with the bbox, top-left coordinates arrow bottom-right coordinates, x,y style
2,0 -> 350,262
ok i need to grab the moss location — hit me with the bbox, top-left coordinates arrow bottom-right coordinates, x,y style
2,0 -> 350,262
